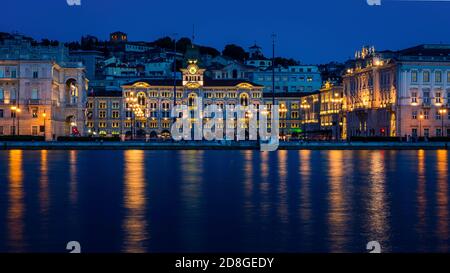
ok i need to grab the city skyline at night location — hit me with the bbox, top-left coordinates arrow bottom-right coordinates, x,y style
2,0 -> 450,63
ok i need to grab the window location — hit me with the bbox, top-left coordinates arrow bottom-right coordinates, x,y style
447,72 -> 450,83
0,88 -> 3,100
112,122 -> 120,128
424,128 -> 430,137
0,126 -> 3,135
448,128 -> 450,137
99,102 -> 107,109
32,126 -> 38,136
162,102 -> 170,110
112,102 -> 120,109
436,128 -> 442,137
291,111 -> 299,119
424,110 -> 429,120
436,71 -> 442,83
423,90 -> 430,104
112,111 -> 120,118
87,102 -> 93,109
423,71 -> 430,83
149,121 -> 158,128
87,122 -> 93,128
99,110 -> 106,118
162,122 -> 170,129
252,92 -> 261,99
32,70 -> 39,79
0,109 -> 3,118
412,110 -> 417,120
31,89 -> 39,100
436,91 -> 442,104
411,91 -> 418,103
99,122 -> 107,128
436,111 -> 441,120
10,126 -> 15,135
411,71 -> 418,83
412,128 -> 418,137
32,108 -> 38,118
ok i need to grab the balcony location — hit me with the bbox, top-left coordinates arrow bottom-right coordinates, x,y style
27,99 -> 42,105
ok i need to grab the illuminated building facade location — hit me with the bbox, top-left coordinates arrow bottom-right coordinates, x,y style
262,93 -> 302,139
86,90 -> 123,137
320,82 -> 344,140
343,45 -> 450,138
0,60 -> 87,140
120,60 -> 264,139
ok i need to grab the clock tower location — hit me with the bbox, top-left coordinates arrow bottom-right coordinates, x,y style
181,59 -> 205,88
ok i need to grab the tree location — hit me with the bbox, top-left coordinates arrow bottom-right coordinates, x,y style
199,46 -> 220,57
150,36 -> 173,49
274,57 -> 299,67
222,44 -> 248,62
176,37 -> 192,52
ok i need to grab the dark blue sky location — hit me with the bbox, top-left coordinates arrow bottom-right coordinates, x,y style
1,0 -> 450,64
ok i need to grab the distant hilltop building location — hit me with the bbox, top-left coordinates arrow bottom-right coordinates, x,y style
110,31 -> 128,43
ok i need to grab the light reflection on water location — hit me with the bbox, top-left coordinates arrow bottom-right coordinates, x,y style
436,150 -> 448,252
327,150 -> 350,253
367,151 -> 390,251
7,150 -> 25,252
0,150 -> 449,253
123,150 -> 148,253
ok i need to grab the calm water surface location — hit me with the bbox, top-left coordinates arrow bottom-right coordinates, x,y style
0,150 -> 449,253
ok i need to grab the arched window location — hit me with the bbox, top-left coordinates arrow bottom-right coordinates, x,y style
137,92 -> 146,106
240,93 -> 249,106
188,93 -> 197,107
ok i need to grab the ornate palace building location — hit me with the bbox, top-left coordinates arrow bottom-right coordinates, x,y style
343,45 -> 450,138
0,34 -> 88,140
105,59 -> 266,139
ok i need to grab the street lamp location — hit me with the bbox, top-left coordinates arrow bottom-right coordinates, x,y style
439,108 -> 447,137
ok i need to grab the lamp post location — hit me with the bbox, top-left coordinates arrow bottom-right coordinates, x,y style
172,33 -> 178,120
439,108 -> 447,137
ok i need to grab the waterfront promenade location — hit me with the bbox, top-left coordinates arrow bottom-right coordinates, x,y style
1,141 -> 449,150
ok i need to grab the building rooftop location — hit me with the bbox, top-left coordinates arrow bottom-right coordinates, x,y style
124,78 -> 263,87
262,91 -> 320,98
88,89 -> 123,97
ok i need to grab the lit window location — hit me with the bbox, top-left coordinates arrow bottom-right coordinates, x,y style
411,71 -> 418,83
423,71 -> 430,83
436,71 -> 442,83
411,91 -> 417,103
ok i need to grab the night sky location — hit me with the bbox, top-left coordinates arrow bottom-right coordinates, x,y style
1,0 -> 450,63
